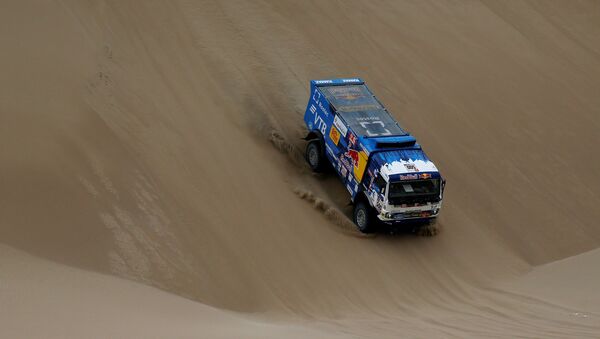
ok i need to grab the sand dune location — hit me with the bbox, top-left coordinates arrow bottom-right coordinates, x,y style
1,0 -> 599,337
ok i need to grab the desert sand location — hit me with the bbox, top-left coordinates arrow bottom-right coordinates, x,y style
1,0 -> 600,338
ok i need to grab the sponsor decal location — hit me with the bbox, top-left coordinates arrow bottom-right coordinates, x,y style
348,132 -> 357,146
317,100 -> 329,116
312,89 -> 321,102
338,154 -> 354,173
403,163 -> 419,172
356,116 -> 381,121
329,126 -> 341,145
333,115 -> 348,137
345,148 -> 369,182
312,111 -> 327,135
419,173 -> 432,179
346,149 -> 360,168
342,93 -> 360,100
399,174 -> 419,180
315,79 -> 333,84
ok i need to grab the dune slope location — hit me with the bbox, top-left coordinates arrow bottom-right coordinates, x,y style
1,0 -> 600,337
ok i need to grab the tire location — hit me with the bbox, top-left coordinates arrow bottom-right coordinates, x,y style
305,139 -> 326,173
353,201 -> 376,233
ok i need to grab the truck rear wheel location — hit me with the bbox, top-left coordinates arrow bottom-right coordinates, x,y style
306,139 -> 326,173
353,201 -> 376,233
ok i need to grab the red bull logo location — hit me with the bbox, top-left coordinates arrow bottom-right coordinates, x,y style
343,148 -> 368,181
346,149 -> 360,167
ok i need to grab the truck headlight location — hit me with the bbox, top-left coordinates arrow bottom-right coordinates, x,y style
385,212 -> 393,219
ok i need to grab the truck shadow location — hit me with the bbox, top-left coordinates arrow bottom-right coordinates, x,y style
377,223 -> 439,237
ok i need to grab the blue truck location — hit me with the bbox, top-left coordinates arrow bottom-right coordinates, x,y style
303,78 -> 445,233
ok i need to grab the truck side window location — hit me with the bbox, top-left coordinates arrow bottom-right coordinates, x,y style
374,175 -> 386,193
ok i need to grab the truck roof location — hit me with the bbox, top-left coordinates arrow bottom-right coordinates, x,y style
312,78 -> 417,155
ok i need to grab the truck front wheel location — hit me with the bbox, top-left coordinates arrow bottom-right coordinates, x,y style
353,201 -> 376,233
306,139 -> 326,173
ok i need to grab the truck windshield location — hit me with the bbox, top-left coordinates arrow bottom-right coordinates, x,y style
388,179 -> 441,204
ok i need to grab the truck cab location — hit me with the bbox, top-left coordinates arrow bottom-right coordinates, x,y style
303,78 -> 445,233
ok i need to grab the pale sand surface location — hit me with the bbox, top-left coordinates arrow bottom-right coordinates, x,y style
1,0 -> 600,337
501,248 -> 600,315
0,245 -> 344,339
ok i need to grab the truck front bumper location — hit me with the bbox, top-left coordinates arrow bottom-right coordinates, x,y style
378,215 -> 436,226
377,205 -> 441,224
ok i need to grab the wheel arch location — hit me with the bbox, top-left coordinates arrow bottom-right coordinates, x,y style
305,129 -> 326,161
353,190 -> 371,205
304,129 -> 324,142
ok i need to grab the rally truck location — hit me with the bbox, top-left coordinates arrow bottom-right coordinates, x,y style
303,78 -> 445,233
